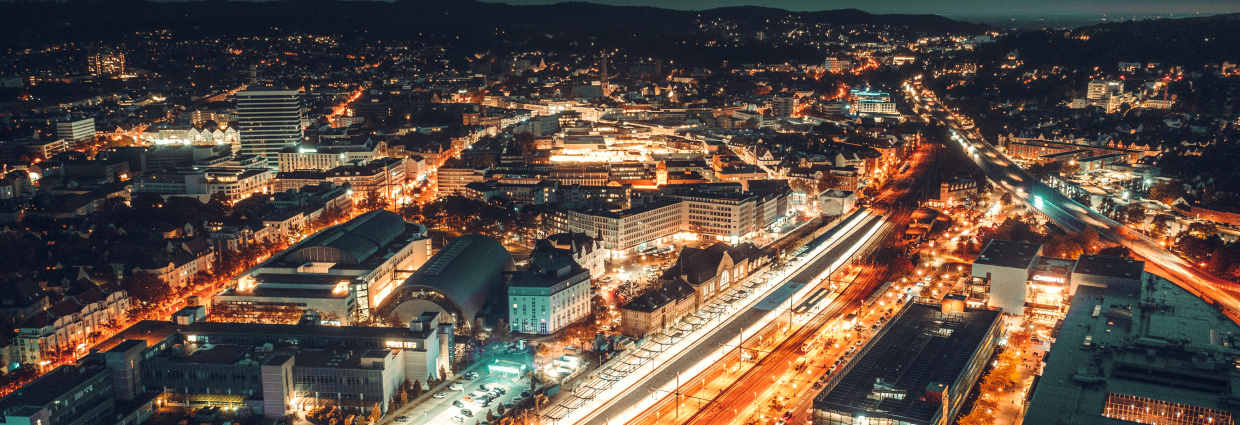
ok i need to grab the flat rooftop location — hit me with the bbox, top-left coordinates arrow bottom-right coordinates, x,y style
0,363 -> 108,413
1024,273 -> 1240,424
973,239 -> 1041,270
814,302 -> 1001,424
1040,149 -> 1093,159
1072,254 -> 1144,280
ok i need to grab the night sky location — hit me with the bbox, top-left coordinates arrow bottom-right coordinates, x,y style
484,0 -> 1240,21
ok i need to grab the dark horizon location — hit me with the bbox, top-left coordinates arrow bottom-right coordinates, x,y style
479,0 -> 1240,18
122,0 -> 1240,28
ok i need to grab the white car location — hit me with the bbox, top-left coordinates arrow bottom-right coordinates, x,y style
433,392 -> 447,399
451,416 -> 466,423
449,383 -> 464,391
395,416 -> 411,423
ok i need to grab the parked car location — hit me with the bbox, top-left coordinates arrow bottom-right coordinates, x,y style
395,417 -> 411,423
452,400 -> 464,408
433,392 -> 447,399
450,383 -> 464,391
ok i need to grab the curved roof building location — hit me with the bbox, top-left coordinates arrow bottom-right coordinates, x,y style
217,210 -> 431,325
284,210 -> 411,265
378,234 -> 513,329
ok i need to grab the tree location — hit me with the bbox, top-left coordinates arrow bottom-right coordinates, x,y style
120,271 -> 171,305
1149,214 -> 1173,238
815,173 -> 840,193
494,318 -> 512,342
1079,227 -> 1100,254
1148,180 -> 1187,204
1186,221 -> 1218,239
890,257 -> 914,277
410,379 -> 423,399
369,403 -> 382,424
860,185 -> 878,198
1098,246 -> 1131,257
1119,204 -> 1147,226
191,271 -> 214,288
999,192 -> 1013,206
358,190 -> 390,212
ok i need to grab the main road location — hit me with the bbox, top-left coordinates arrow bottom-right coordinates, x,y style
909,85 -> 1240,322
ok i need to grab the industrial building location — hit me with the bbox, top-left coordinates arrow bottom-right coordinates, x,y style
1023,272 -> 1240,425
812,299 -> 1003,425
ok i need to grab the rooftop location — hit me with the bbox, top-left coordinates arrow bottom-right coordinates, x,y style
814,302 -> 1001,424
0,362 -> 108,413
622,280 -> 694,313
973,239 -> 1042,270
1072,254 -> 1145,280
381,234 -> 514,322
1024,273 -> 1240,424
272,210 -> 425,267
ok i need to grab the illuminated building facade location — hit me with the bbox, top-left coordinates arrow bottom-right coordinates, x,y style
237,86 -> 303,170
88,51 -> 125,76
972,240 -> 1145,321
276,139 -> 385,173
55,118 -> 95,146
508,253 -> 591,334
216,211 -> 431,324
113,313 -> 450,418
549,187 -> 791,256
133,167 -> 273,203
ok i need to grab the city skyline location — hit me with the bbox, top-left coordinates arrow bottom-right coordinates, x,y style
0,2 -> 1238,425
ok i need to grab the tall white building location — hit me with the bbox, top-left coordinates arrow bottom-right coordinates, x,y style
769,96 -> 797,118
971,240 -> 1043,315
1086,80 -> 1123,100
237,86 -> 303,170
56,118 -> 95,145
824,58 -> 852,73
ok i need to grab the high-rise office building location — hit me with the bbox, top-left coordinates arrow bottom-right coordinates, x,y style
236,86 -> 302,169
56,117 -> 96,146
88,51 -> 125,76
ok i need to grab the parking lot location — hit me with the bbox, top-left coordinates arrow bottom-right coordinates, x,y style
390,371 -> 532,425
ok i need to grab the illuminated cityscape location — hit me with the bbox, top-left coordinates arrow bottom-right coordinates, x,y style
0,1 -> 1239,425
